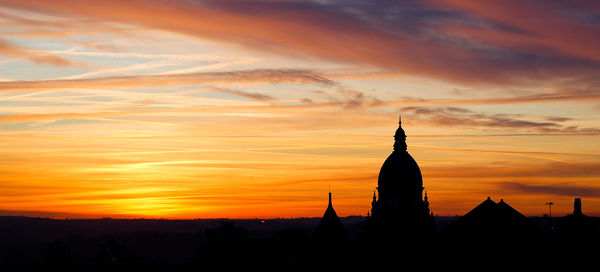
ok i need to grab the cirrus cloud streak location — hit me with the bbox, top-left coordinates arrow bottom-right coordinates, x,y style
2,0 -> 600,86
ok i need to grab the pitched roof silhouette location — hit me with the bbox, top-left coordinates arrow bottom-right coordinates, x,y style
496,199 -> 528,219
444,197 -> 539,237
461,196 -> 497,219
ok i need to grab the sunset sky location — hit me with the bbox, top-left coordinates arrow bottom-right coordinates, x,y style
0,0 -> 599,219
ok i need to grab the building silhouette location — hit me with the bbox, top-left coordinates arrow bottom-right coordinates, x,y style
313,191 -> 350,263
363,115 -> 435,263
438,196 -> 547,264
443,196 -> 542,239
314,191 -> 346,243
557,198 -> 599,261
366,116 -> 434,236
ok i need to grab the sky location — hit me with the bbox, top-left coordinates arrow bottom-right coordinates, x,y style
0,0 -> 599,219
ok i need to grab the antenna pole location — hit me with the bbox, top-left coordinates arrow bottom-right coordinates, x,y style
545,202 -> 554,217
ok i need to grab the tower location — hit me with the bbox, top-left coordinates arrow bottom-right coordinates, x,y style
573,198 -> 583,216
367,115 -> 434,240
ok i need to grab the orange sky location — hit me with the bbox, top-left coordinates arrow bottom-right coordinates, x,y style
0,0 -> 599,218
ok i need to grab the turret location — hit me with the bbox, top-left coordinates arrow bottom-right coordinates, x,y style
393,115 -> 407,151
371,190 -> 377,216
372,190 -> 377,206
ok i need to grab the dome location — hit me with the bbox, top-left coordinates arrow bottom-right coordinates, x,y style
377,150 -> 423,198
377,115 -> 423,199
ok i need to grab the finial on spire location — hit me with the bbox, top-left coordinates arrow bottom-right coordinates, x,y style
399,114 -> 402,125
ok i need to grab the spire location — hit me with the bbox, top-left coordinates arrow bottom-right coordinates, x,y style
323,190 -> 337,217
371,190 -> 377,206
314,190 -> 347,243
424,191 -> 429,203
393,114 -> 407,151
371,190 -> 377,217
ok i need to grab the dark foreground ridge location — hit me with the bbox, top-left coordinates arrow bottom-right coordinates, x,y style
0,212 -> 598,270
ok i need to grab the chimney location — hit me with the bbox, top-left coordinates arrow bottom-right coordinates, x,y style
573,198 -> 583,216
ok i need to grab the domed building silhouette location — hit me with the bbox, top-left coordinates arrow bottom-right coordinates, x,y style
366,115 -> 435,243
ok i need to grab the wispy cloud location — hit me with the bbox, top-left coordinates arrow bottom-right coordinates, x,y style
498,182 -> 600,198
389,88 -> 600,106
2,0 -> 600,86
0,69 -> 335,91
425,162 -> 600,178
401,106 -> 600,134
0,38 -> 73,66
208,87 -> 274,101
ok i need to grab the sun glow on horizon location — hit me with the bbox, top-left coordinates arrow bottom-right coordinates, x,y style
0,0 -> 599,219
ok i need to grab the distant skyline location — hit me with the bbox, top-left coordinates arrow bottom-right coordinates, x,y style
0,0 -> 599,218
